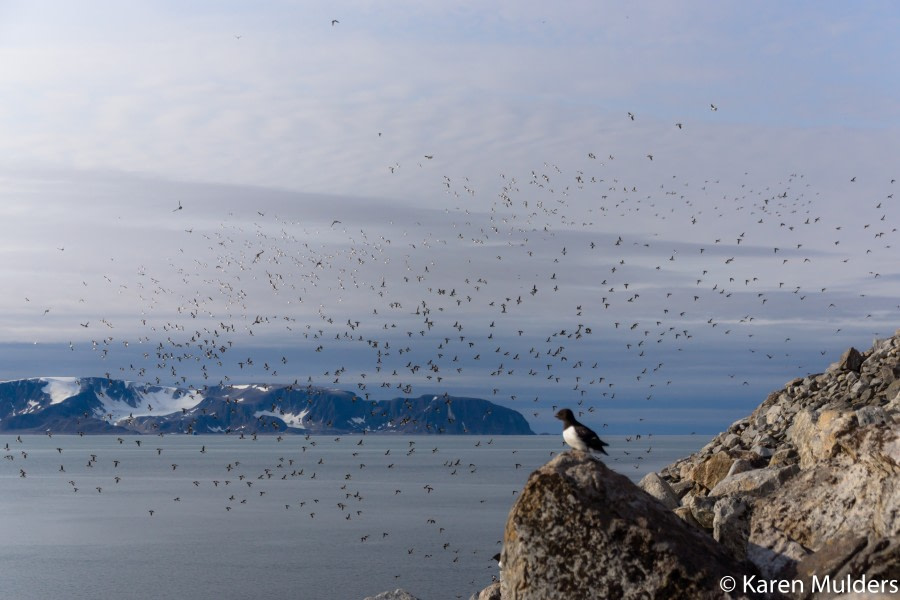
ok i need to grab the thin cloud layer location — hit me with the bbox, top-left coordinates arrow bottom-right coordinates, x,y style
0,2 -> 898,432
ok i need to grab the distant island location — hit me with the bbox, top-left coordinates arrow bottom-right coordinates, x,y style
0,377 -> 534,435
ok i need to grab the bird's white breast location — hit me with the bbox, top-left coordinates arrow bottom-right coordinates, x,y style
562,425 -> 587,451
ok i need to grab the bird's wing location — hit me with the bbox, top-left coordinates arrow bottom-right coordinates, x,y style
575,424 -> 608,451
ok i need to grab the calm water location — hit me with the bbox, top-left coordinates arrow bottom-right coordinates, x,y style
0,434 -> 704,600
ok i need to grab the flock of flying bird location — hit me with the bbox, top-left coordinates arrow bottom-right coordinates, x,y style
4,98 -> 899,595
10,101 -> 898,460
57,131 -> 896,435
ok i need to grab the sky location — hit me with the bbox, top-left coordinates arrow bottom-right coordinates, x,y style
0,1 -> 899,434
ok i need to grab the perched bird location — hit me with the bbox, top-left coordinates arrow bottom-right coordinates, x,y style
555,408 -> 608,455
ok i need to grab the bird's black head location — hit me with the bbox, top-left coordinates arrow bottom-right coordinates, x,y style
555,408 -> 574,422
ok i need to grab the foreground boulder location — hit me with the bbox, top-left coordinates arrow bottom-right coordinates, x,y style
498,451 -> 761,599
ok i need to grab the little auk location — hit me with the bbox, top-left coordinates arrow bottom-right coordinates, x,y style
555,408 -> 608,455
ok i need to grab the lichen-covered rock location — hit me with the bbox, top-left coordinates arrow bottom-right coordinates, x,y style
768,447 -> 799,468
713,496 -> 751,560
469,581 -> 501,600
673,505 -> 702,528
692,451 -> 735,491
689,493 -> 718,529
788,410 -> 858,469
709,464 -> 799,498
651,331 -> 900,595
838,347 -> 864,373
748,423 -> 900,578
727,458 -> 757,477
500,451 -> 760,599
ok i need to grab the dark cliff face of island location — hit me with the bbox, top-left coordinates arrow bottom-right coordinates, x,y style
0,377 -> 534,435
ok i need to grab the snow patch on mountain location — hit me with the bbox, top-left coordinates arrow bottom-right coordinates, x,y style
254,408 -> 310,429
101,387 -> 202,423
41,377 -> 81,405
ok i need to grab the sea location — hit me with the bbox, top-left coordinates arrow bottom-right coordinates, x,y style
0,434 -> 705,600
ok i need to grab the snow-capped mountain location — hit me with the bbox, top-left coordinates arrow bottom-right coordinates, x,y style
0,377 -> 534,435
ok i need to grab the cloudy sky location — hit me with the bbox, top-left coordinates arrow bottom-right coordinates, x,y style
1,1 -> 898,433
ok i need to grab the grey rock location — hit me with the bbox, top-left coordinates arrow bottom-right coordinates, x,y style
688,493 -> 717,529
885,379 -> 900,402
469,582 -> 501,600
709,464 -> 799,499
839,347 -> 864,372
501,451 -> 760,600
655,331 -> 900,591
765,404 -> 784,426
851,380 -> 869,396
713,496 -> 751,561
670,478 -> 694,498
730,417 -> 751,431
723,432 -> 743,449
750,445 -> 775,458
756,434 -> 778,447
788,409 -> 858,469
674,505 -> 702,528
886,393 -> 900,415
856,406 -> 887,427
691,451 -> 734,491
767,447 -> 799,467
748,425 -> 900,578
726,458 -> 757,477
637,471 -> 680,510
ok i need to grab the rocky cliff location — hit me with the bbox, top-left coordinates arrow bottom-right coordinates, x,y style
467,330 -> 900,600
648,332 -> 900,598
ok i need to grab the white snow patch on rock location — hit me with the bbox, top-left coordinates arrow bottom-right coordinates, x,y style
253,408 -> 310,429
103,387 -> 202,423
41,377 -> 82,405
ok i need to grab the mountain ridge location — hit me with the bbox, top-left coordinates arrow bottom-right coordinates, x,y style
0,377 -> 534,435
